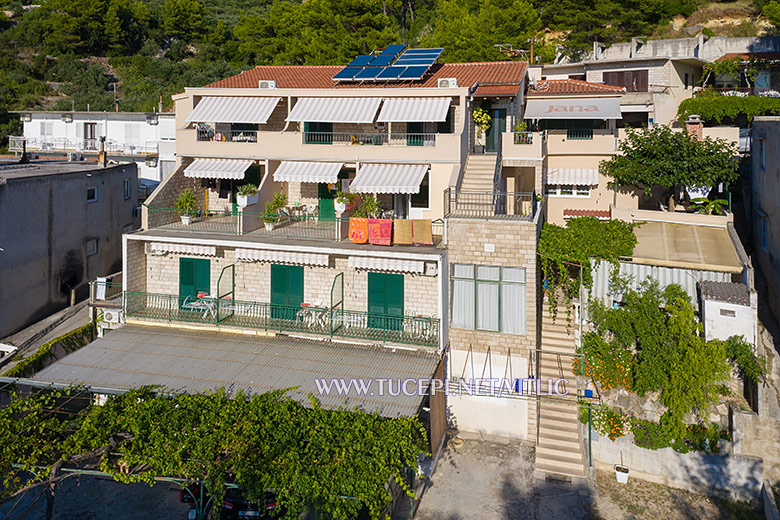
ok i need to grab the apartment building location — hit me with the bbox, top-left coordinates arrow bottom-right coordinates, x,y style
10,111 -> 176,184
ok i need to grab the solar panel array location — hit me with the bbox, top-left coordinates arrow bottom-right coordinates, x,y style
333,46 -> 444,83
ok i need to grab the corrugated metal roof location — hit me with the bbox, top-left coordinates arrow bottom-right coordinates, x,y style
32,325 -> 440,418
348,256 -> 425,274
273,161 -> 343,184
546,168 -> 599,186
700,280 -> 750,306
184,158 -> 253,179
235,248 -> 329,266
286,97 -> 382,123
350,164 -> 429,194
524,97 -> 622,119
185,96 -> 281,124
377,97 -> 451,122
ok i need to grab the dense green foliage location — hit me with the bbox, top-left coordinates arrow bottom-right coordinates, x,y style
0,387 -> 428,519
580,280 -> 766,441
2,323 -> 93,378
678,92 -> 780,124
600,125 -> 739,197
538,217 -> 637,317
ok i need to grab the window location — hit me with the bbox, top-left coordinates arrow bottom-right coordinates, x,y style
87,187 -> 98,202
411,172 -> 430,209
684,73 -> 689,90
451,264 -> 526,334
720,309 -> 736,318
85,239 -> 98,256
546,184 -> 590,197
759,211 -> 769,252
603,70 -> 649,92
437,107 -> 454,134
304,122 -> 333,144
760,138 -> 766,170
123,179 -> 131,200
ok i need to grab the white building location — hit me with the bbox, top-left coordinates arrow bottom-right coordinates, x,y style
10,111 -> 176,184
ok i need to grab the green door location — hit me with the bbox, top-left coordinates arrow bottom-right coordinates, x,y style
407,122 -> 424,147
367,272 -> 404,331
318,183 -> 335,221
179,258 -> 211,305
486,108 -> 506,153
271,264 -> 304,320
304,122 -> 333,144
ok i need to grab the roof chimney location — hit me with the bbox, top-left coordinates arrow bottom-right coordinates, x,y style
685,114 -> 703,141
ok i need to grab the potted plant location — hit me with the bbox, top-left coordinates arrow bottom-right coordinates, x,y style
353,194 -> 381,218
514,121 -> 530,144
614,452 -> 629,484
263,191 -> 287,231
690,197 -> 728,215
236,183 -> 259,207
335,191 -> 356,213
174,189 -> 197,225
472,106 -> 491,151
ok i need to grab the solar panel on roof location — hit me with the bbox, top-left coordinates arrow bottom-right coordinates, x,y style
380,44 -> 406,56
376,66 -> 406,80
354,67 -> 383,80
399,65 -> 429,80
333,67 -> 364,80
393,58 -> 436,66
370,55 -> 396,67
403,48 -> 444,55
348,55 -> 375,67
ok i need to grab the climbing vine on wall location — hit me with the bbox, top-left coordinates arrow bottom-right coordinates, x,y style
678,93 -> 780,124
2,322 -> 94,378
538,217 -> 637,320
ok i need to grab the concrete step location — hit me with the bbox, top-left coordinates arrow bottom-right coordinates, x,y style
534,459 -> 586,478
535,445 -> 583,465
537,428 -> 581,445
539,411 -> 579,429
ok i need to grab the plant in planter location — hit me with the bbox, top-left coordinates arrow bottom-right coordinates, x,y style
236,183 -> 259,207
353,194 -> 381,218
689,197 -> 728,215
174,189 -> 197,225
334,191 -> 357,212
263,191 -> 287,231
472,106 -> 492,148
514,121 -> 531,144
614,452 -> 629,484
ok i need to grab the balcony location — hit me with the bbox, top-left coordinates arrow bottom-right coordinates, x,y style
303,132 -> 437,147
545,129 -> 618,156
124,291 -> 440,347
146,206 -> 444,246
694,86 -> 780,98
89,279 -> 123,308
197,128 -> 258,143
7,137 -> 158,155
502,131 -> 545,161
444,189 -> 536,220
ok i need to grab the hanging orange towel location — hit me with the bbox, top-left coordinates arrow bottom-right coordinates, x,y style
369,219 -> 392,246
349,217 -> 368,244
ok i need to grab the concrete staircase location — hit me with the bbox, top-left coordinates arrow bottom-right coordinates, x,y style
460,154 -> 498,192
534,303 -> 587,480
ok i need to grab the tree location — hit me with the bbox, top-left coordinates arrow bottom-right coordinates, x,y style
599,125 -> 739,206
163,0 -> 208,41
764,0 -> 780,26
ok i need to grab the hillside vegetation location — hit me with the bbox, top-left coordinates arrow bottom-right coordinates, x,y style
0,0 -> 777,149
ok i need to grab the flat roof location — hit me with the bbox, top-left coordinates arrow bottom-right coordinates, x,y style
11,110 -> 175,116
32,324 -> 441,418
0,160 -> 108,180
630,221 -> 743,273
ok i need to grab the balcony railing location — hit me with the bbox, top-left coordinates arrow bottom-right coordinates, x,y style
197,129 -> 258,143
566,128 -> 593,140
695,86 -> 780,98
124,291 -> 440,347
514,132 -> 534,145
146,206 -> 444,244
6,137 -> 158,155
89,280 -> 123,305
444,189 -> 535,220
303,132 -> 437,147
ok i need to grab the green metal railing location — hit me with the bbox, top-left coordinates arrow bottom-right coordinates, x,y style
123,291 -> 440,347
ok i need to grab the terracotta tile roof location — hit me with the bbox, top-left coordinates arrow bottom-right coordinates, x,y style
528,79 -> 625,96
563,208 -> 611,219
473,84 -> 523,97
718,52 -> 780,62
204,61 -> 528,90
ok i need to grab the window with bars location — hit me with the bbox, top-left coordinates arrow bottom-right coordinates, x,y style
451,264 -> 526,334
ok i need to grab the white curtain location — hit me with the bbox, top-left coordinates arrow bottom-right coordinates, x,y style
501,283 -> 525,334
452,279 -> 474,329
476,281 -> 499,331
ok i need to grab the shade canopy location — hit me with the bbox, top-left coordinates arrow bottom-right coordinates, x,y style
524,97 -> 622,119
273,161 -> 343,184
286,97 -> 382,123
348,256 -> 425,274
184,158 -> 253,179
186,96 -> 281,124
235,248 -> 329,266
546,168 -> 600,186
150,243 -> 216,256
349,164 -> 429,194
377,97 -> 451,122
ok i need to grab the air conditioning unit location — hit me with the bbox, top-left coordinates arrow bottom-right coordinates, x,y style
258,80 -> 277,89
103,310 -> 123,324
438,78 -> 458,88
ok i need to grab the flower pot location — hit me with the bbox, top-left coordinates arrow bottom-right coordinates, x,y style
180,215 -> 192,225
614,465 -> 629,484
685,185 -> 712,200
335,201 -> 347,213
237,193 -> 259,207
264,222 -> 275,231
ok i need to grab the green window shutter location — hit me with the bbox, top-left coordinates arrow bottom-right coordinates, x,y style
288,265 -> 303,308
194,258 -> 211,295
179,258 -> 195,299
386,273 -> 403,318
367,272 -> 386,316
304,122 -> 310,133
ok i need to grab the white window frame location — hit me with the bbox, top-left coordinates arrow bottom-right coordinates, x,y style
450,264 -> 526,335
87,186 -> 98,203
86,239 -> 98,256
546,184 -> 591,197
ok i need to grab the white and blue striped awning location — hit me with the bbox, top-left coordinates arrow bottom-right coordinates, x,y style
273,161 -> 343,184
349,163 -> 429,194
546,168 -> 599,186
286,97 -> 382,123
186,96 -> 281,124
377,97 -> 451,122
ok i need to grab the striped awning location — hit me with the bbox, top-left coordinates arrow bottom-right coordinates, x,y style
286,97 -> 382,123
377,97 -> 451,122
186,96 -> 281,124
149,243 -> 216,256
235,248 -> 329,266
348,256 -> 425,274
273,161 -> 343,184
184,158 -> 253,179
546,168 -> 600,186
349,164 -> 429,194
